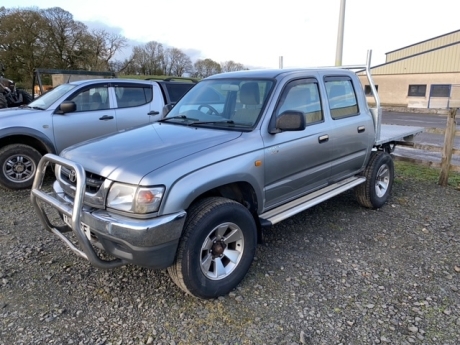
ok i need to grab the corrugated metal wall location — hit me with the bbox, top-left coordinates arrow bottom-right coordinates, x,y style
371,43 -> 460,75
386,30 -> 460,62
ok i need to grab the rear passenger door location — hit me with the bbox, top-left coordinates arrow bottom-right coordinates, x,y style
324,76 -> 374,181
263,78 -> 332,209
113,82 -> 163,130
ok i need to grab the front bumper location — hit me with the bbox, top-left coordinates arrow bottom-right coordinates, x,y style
30,154 -> 186,269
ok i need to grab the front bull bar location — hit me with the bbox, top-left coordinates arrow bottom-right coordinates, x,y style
30,153 -> 124,269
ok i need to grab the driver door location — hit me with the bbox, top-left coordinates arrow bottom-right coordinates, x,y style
263,78 -> 332,208
53,84 -> 116,153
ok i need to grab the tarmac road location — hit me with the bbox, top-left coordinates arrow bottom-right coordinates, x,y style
381,110 -> 460,166
382,111 -> 460,146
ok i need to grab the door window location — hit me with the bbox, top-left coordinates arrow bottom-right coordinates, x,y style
67,86 -> 109,111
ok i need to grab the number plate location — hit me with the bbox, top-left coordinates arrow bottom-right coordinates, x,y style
63,214 -> 92,241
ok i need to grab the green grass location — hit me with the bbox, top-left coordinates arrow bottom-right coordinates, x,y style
394,160 -> 460,188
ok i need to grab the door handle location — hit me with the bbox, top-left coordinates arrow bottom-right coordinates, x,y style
99,115 -> 114,120
148,110 -> 160,115
357,126 -> 365,133
318,134 -> 329,143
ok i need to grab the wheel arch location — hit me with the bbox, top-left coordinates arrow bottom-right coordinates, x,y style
0,127 -> 55,156
162,171 -> 263,241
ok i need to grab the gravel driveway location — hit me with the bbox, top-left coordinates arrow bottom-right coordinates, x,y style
1,171 -> 459,345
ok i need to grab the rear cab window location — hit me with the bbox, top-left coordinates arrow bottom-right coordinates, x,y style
324,76 -> 359,119
165,83 -> 196,103
115,86 -> 153,108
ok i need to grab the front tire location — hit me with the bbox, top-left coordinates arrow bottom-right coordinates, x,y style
0,144 -> 42,190
168,197 -> 257,299
355,151 -> 394,209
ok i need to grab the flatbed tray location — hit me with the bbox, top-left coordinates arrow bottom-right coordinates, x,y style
375,124 -> 424,146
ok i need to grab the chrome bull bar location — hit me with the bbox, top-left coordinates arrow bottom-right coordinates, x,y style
30,153 -> 124,269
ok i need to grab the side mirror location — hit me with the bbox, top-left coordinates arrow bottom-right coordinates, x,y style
271,110 -> 306,133
56,101 -> 77,114
162,102 -> 176,117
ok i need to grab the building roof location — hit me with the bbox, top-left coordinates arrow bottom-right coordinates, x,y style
367,29 -> 460,75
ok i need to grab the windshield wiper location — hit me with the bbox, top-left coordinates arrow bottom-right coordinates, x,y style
21,105 -> 45,110
158,115 -> 198,122
187,120 -> 236,126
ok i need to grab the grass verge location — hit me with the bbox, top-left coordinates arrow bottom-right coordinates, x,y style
394,160 -> 460,189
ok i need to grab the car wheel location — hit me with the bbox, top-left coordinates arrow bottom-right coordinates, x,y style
168,197 -> 257,299
0,94 -> 7,109
18,89 -> 33,105
355,151 -> 394,209
0,144 -> 42,190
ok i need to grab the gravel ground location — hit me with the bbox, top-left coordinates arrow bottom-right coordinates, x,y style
1,171 -> 459,345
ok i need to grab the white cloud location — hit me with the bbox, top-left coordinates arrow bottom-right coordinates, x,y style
4,0 -> 460,68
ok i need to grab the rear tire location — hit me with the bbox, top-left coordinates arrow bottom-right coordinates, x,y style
0,94 -> 7,109
168,197 -> 257,299
18,89 -> 33,105
355,151 -> 394,209
0,144 -> 42,190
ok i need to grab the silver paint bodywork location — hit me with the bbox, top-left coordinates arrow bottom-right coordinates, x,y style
31,67 -> 424,269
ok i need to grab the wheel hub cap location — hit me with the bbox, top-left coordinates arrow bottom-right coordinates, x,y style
211,241 -> 226,257
200,222 -> 244,280
4,154 -> 35,183
14,162 -> 26,173
375,164 -> 390,197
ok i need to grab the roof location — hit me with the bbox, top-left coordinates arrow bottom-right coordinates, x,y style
385,28 -> 460,55
206,67 -> 356,80
67,78 -> 194,86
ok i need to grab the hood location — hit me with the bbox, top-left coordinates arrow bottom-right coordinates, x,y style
61,122 -> 242,182
0,107 -> 39,119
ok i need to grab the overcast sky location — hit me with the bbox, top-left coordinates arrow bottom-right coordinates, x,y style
4,0 -> 460,68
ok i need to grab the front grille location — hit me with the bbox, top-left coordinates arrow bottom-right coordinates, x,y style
60,166 -> 105,194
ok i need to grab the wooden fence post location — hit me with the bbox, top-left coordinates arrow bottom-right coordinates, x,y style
438,108 -> 458,186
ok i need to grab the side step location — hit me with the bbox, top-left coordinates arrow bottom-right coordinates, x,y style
259,176 -> 366,227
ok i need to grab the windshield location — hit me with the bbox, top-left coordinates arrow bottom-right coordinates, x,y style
28,84 -> 77,109
165,78 -> 274,128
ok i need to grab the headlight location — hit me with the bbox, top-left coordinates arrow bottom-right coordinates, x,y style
107,183 -> 164,214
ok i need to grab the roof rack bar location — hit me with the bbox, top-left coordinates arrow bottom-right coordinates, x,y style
33,69 -> 116,77
363,50 -> 381,141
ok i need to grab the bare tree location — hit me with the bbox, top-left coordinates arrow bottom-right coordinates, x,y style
0,6 -> 250,84
164,47 -> 193,77
39,7 -> 90,69
130,41 -> 165,75
85,29 -> 127,70
109,58 -> 133,74
0,7 -> 48,82
220,60 -> 247,72
144,41 -> 165,75
192,58 -> 222,78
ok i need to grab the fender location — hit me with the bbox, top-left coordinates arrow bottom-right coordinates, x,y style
159,150 -> 266,215
0,126 -> 56,154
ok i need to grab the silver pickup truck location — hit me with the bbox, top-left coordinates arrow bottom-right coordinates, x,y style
31,52 -> 423,299
0,78 -> 195,190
